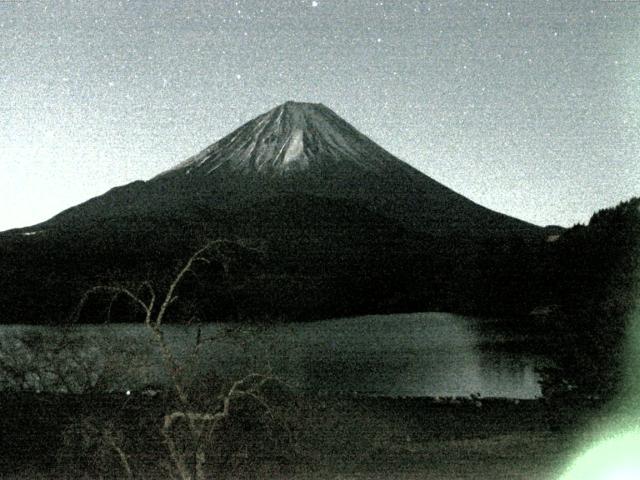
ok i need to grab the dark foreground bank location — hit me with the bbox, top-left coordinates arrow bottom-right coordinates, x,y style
0,392 -> 598,479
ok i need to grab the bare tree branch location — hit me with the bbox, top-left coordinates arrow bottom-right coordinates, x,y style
103,428 -> 134,480
66,239 -> 290,480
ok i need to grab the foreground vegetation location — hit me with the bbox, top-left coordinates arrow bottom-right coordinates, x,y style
2,392 -> 593,479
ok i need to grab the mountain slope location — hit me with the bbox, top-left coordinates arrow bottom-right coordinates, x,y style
34,101 -> 538,236
0,101 -> 547,324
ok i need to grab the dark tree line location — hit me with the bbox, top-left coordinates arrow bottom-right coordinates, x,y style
537,198 -> 640,402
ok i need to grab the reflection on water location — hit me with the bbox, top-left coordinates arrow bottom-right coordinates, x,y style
0,312 -> 543,398
288,313 -> 542,398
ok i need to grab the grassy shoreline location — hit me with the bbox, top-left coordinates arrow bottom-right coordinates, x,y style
0,392 -> 590,479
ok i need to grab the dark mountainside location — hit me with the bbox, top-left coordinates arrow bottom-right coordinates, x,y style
31,101 -> 539,235
538,197 -> 640,403
0,102 -> 626,327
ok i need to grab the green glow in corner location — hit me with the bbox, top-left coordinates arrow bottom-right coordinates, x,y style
560,290 -> 640,479
560,430 -> 640,480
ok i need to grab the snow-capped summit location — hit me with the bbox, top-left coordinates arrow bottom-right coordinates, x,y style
161,101 -> 400,178
25,101 -> 540,237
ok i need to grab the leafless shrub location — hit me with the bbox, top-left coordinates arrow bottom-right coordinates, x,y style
60,416 -> 134,480
69,239 -> 296,480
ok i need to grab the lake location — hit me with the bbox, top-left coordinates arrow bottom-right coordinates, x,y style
0,312 -> 544,398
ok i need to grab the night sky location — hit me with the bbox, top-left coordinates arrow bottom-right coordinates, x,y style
1,0 -> 638,231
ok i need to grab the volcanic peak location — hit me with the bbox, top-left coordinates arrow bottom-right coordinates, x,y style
162,101 -> 397,178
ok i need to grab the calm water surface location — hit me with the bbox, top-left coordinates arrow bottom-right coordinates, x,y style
0,312 -> 543,398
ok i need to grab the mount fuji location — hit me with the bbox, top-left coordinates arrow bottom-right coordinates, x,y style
37,101 -> 537,235
1,102 -> 547,324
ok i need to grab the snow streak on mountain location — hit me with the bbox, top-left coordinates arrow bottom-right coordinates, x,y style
162,101 -> 400,178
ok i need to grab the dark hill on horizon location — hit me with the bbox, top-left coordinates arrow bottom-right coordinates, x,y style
1,101 -> 554,324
